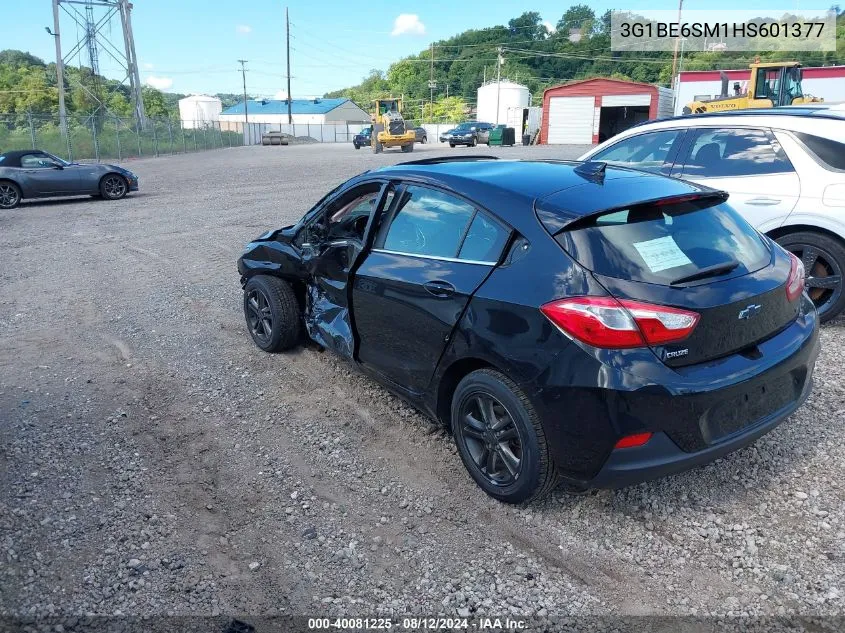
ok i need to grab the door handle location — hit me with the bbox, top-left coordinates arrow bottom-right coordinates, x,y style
424,280 -> 455,297
747,197 -> 781,206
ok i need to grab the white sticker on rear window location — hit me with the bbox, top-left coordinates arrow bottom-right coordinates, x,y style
632,235 -> 692,273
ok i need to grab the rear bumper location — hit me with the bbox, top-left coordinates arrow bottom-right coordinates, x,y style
528,303 -> 819,488
589,373 -> 813,488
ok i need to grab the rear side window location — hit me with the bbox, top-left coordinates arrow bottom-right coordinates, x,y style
556,200 -> 771,286
681,128 -> 792,177
379,186 -> 475,258
591,129 -> 684,173
458,213 -> 509,263
795,132 -> 845,171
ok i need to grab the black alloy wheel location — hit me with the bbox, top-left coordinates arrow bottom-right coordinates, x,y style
0,181 -> 21,209
778,231 -> 845,322
451,369 -> 558,503
243,275 -> 302,352
100,174 -> 127,200
246,287 -> 273,346
459,393 -> 523,486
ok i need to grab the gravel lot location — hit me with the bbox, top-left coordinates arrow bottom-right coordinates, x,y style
1,143 -> 843,624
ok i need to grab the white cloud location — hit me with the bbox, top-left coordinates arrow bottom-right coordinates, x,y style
543,21 -> 556,34
145,75 -> 173,91
142,62 -> 154,70
236,24 -> 252,35
391,14 -> 425,36
273,90 -> 289,100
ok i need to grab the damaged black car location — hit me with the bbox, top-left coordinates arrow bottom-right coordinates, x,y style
238,157 -> 819,503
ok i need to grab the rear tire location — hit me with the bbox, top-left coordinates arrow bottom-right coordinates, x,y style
449,142 -> 455,148
373,141 -> 383,154
776,231 -> 845,323
0,180 -> 21,209
401,143 -> 414,153
243,275 -> 302,352
421,135 -> 427,144
99,174 -> 128,200
451,369 -> 558,504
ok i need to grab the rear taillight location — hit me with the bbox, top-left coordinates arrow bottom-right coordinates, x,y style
786,252 -> 805,302
540,297 -> 699,349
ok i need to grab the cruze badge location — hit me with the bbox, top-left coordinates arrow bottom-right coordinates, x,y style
738,304 -> 762,320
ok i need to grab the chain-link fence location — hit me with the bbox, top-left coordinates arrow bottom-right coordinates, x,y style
0,112 -> 246,163
0,113 -> 467,162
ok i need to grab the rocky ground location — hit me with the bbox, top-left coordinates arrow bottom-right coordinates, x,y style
0,143 -> 843,628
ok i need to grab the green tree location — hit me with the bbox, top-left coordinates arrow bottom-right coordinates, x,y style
422,96 -> 469,122
141,86 -> 171,119
508,12 -> 546,40
556,5 -> 596,36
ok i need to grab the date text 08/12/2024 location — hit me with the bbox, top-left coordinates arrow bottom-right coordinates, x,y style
307,617 -> 527,630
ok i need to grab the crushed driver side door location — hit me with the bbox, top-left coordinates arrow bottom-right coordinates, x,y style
299,180 -> 391,359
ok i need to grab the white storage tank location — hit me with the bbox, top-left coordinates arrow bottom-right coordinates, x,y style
179,94 -> 223,129
476,80 -> 530,126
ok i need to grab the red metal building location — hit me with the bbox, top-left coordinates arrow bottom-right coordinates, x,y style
540,78 -> 674,145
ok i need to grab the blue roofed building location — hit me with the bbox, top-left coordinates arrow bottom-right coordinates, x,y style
218,97 -> 370,126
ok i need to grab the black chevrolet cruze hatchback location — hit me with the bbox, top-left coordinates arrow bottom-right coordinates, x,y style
238,157 -> 819,503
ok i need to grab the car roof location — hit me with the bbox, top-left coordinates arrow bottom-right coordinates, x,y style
374,159 -> 710,233
636,107 -> 845,129
0,149 -> 46,167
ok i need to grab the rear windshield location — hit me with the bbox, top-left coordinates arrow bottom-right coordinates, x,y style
556,201 -> 771,285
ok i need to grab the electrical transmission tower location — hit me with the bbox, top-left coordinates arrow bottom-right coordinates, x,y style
50,0 -> 146,133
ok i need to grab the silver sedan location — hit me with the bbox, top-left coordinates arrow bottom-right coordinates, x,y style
0,149 -> 138,209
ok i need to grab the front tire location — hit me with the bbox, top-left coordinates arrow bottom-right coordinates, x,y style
372,141 -> 383,154
449,142 -> 455,148
100,174 -> 128,200
777,231 -> 845,322
451,369 -> 558,504
401,143 -> 414,153
421,136 -> 427,144
0,180 -> 21,209
243,275 -> 302,352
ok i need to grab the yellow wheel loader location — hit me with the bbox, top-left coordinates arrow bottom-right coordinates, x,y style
683,61 -> 823,114
370,98 -> 416,154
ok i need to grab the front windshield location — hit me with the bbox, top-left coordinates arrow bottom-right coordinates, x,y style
455,123 -> 474,131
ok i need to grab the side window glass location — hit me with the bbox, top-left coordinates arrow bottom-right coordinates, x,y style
323,183 -> 384,242
682,128 -> 793,178
591,130 -> 682,173
754,68 -> 779,99
21,155 -> 51,168
379,186 -> 475,258
459,213 -> 509,263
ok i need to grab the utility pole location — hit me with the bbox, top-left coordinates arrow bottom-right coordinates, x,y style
238,59 -> 249,124
119,0 -> 146,128
286,6 -> 292,124
670,0 -> 684,89
51,0 -> 68,137
495,47 -> 503,125
428,43 -> 435,121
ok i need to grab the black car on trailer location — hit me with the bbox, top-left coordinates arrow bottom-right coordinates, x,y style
237,156 -> 819,503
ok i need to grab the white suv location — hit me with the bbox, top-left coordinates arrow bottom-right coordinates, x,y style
579,106 -> 845,322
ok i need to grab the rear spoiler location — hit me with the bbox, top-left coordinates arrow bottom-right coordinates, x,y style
537,191 -> 730,236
